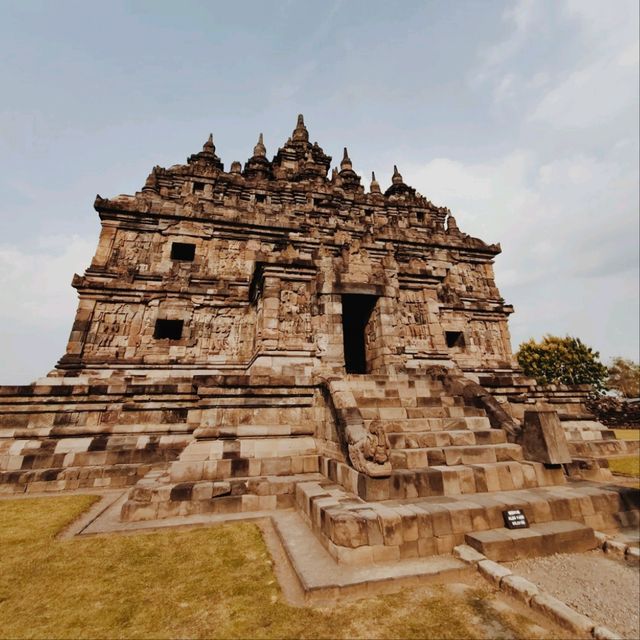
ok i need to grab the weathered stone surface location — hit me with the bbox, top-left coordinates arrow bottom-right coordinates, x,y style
521,411 -> 572,464
530,593 -> 594,635
477,559 -> 512,585
500,575 -> 539,604
0,115 -> 637,568
453,544 -> 485,565
592,626 -> 624,640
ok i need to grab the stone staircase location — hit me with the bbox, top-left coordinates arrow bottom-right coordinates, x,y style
120,379 -> 324,521
298,374 -> 639,565
25,370 -> 631,568
323,375 -> 565,501
563,420 -> 639,458
294,478 -> 639,565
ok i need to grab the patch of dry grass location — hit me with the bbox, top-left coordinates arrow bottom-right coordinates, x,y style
614,429 -> 640,441
608,456 -> 640,478
0,496 -> 557,639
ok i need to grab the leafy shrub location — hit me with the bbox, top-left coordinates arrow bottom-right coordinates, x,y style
516,335 -> 608,389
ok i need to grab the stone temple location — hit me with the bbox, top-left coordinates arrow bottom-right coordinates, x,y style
0,115 -> 637,563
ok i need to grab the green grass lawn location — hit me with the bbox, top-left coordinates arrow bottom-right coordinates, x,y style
0,496 -> 559,640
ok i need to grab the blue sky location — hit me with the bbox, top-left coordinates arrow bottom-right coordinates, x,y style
0,0 -> 638,383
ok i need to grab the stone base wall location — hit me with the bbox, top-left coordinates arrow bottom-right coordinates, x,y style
0,373 -> 338,494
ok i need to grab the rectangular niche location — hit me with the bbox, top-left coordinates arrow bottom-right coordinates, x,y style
154,319 -> 184,340
170,242 -> 196,261
445,331 -> 465,348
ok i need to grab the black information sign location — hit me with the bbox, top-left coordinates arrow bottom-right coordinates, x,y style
503,508 -> 529,529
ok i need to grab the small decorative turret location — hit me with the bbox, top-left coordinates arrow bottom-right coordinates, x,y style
446,214 -> 460,234
188,133 -> 224,170
230,160 -> 242,174
340,147 -> 353,171
370,171 -> 381,194
384,164 -> 416,198
337,147 -> 361,191
271,115 -> 331,180
291,114 -> 309,144
253,132 -> 266,158
142,166 -> 159,192
244,132 -> 272,180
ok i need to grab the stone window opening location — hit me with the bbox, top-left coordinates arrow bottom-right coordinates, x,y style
193,181 -> 205,193
341,294 -> 378,374
445,330 -> 465,349
170,242 -> 196,261
154,319 -> 184,340
416,211 -> 425,224
255,193 -> 266,203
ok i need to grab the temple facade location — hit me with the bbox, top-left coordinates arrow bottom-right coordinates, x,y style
61,114 -> 513,379
0,116 -> 636,564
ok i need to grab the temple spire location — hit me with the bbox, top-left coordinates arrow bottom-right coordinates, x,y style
187,132 -> 223,169
243,132 -> 272,180
253,132 -> 266,158
340,147 -> 353,170
370,171 -> 381,194
384,164 -> 416,198
292,113 -> 309,143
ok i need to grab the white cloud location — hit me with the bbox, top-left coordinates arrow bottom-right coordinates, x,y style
529,55 -> 638,128
530,1 -> 638,126
0,234 -> 94,325
478,0 -> 538,72
0,234 -> 95,384
404,146 -> 639,362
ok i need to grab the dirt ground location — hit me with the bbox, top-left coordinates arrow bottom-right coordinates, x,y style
508,550 -> 640,639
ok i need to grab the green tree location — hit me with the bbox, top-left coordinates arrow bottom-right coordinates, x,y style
607,357 -> 640,398
516,335 -> 608,389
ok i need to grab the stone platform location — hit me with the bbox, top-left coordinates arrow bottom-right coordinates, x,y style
104,373 -> 640,567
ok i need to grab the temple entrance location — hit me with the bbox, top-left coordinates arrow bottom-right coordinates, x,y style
341,294 -> 378,374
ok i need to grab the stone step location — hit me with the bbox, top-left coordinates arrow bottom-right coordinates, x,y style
295,479 -> 639,564
322,457 -> 566,501
0,462 -> 158,493
121,471 -> 324,522
366,416 -> 492,432
568,439 -> 636,458
0,433 -> 187,487
388,429 -> 507,449
170,453 -> 320,483
343,375 -> 445,389
390,443 -> 523,469
360,407 -> 487,420
351,393 -> 463,407
193,424 -> 316,438
464,521 -> 597,561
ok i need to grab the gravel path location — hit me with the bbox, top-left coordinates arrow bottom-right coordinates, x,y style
508,551 -> 639,639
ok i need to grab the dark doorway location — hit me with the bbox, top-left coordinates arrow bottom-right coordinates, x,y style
341,294 -> 378,374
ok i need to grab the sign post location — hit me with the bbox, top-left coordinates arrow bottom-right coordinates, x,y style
503,508 -> 529,529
